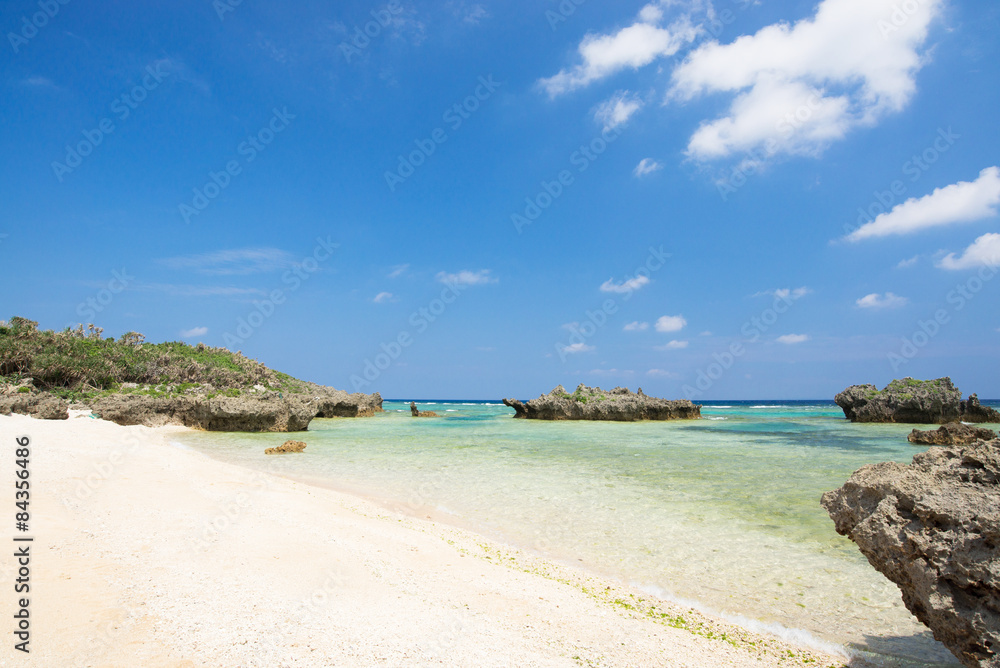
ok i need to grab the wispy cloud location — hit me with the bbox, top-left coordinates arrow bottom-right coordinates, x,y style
776,333 -> 809,344
753,287 -> 811,300
373,291 -> 395,303
180,326 -> 208,337
856,292 -> 908,309
846,167 -> 1000,242
159,248 -> 294,275
936,233 -> 1000,270
595,90 -> 642,131
633,158 -> 662,177
623,321 -> 649,331
654,315 -> 687,333
134,283 -> 268,298
436,269 -> 498,286
559,342 -> 594,354
387,264 -> 410,278
600,275 -> 650,294
646,368 -> 679,378
896,255 -> 919,269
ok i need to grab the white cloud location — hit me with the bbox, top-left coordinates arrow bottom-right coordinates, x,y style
436,269 -> 498,286
373,291 -> 394,303
387,264 -> 409,278
856,292 -> 908,309
180,326 -> 208,338
600,274 -> 650,294
539,5 -> 702,96
646,368 -> 679,378
896,255 -> 919,268
699,330 -> 712,336
670,0 -> 943,161
595,90 -> 643,130
936,233 -> 1000,271
655,315 -> 687,332
560,342 -> 594,355
776,333 -> 809,344
654,339 -> 689,350
847,167 -> 1000,242
623,321 -> 649,331
633,158 -> 663,177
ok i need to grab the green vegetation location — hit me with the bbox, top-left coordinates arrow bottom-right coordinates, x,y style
0,316 -> 311,401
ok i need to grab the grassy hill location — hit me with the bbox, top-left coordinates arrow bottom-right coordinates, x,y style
0,316 -> 309,401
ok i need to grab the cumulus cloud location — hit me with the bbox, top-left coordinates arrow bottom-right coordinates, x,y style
856,292 -> 908,309
623,321 -> 649,331
655,315 -> 687,332
600,274 -> 650,294
776,333 -> 809,344
654,339 -> 689,350
559,342 -> 594,354
936,233 -> 1000,270
670,0 -> 943,161
180,326 -> 208,337
373,291 -> 394,303
633,158 -> 663,177
846,167 -> 1000,242
595,91 -> 643,130
539,3 -> 702,96
436,269 -> 498,286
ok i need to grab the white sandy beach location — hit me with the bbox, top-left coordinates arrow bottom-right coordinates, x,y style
0,411 -> 855,667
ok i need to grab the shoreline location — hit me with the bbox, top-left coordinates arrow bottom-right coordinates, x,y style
5,411 -> 861,667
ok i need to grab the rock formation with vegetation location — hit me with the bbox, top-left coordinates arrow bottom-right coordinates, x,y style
0,317 -> 381,432
835,377 -> 1000,424
503,385 -> 700,421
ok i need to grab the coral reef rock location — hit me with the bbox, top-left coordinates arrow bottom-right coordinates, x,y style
265,440 -> 307,455
835,377 -> 998,424
409,402 -> 439,417
0,385 -> 69,420
908,422 -> 997,446
503,385 -> 700,421
91,389 -> 382,433
821,439 -> 1000,667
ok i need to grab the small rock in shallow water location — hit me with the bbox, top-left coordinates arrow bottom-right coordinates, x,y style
264,440 -> 306,455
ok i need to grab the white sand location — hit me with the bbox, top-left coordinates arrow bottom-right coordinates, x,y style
0,412 -> 856,667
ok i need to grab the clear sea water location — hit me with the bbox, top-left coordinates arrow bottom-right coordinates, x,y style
173,399 -> 1000,666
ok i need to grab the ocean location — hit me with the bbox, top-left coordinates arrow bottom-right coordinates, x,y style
173,399 -> 1000,666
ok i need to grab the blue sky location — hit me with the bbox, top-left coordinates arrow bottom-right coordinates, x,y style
2,0 -> 999,399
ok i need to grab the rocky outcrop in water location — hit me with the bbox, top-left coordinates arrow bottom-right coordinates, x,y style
821,439 -> 1000,668
908,422 -> 997,445
91,388 -> 382,433
265,440 -> 306,455
409,402 -> 439,417
835,377 -> 998,424
962,394 -> 1000,423
0,385 -> 69,420
503,385 -> 700,421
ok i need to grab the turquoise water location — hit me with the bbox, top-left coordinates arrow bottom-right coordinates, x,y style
174,400 -> 1000,666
